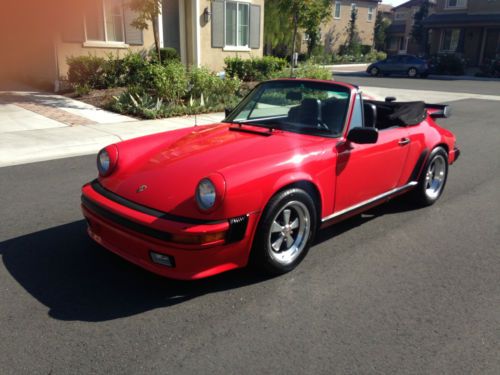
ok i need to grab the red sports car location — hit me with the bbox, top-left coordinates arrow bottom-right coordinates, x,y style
81,79 -> 460,280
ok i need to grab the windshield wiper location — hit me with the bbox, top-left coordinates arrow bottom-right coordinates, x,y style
230,120 -> 281,131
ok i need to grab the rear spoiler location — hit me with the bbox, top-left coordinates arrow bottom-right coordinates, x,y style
426,104 -> 451,119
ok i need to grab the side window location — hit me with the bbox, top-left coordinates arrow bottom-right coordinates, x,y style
350,94 -> 363,129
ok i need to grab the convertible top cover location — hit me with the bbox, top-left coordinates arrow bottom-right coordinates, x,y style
367,100 -> 427,127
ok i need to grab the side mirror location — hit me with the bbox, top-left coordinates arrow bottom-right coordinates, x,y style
225,107 -> 234,117
347,127 -> 379,144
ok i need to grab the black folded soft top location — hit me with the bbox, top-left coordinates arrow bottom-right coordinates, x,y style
365,100 -> 427,128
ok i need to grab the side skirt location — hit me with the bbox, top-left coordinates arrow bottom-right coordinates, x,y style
321,181 -> 418,227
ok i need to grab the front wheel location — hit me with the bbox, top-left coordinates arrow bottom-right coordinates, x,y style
408,67 -> 418,78
251,188 -> 317,275
411,147 -> 449,206
369,67 -> 380,77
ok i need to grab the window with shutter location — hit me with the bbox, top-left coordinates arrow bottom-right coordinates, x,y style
212,0 -> 261,50
249,4 -> 261,49
211,0 -> 225,48
85,0 -> 125,42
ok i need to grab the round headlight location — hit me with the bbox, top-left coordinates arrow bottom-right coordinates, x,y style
196,178 -> 217,210
97,149 -> 110,175
97,145 -> 118,177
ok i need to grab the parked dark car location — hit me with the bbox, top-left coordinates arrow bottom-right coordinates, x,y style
367,55 -> 430,78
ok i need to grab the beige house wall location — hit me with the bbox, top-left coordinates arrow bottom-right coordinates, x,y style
197,0 -> 265,71
321,0 -> 379,53
55,23 -> 156,80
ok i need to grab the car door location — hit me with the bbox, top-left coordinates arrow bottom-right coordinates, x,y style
333,94 -> 411,213
383,56 -> 397,73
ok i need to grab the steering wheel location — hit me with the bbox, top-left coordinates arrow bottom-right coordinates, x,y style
317,121 -> 329,131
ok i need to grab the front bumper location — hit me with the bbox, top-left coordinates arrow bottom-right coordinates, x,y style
81,181 -> 258,280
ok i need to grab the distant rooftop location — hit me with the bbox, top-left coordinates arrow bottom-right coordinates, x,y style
378,4 -> 393,13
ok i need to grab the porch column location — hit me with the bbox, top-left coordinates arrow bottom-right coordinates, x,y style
191,0 -> 200,66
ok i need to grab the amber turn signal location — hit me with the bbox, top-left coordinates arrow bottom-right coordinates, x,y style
171,231 -> 226,245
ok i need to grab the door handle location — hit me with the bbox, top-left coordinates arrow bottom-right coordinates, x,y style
398,137 -> 410,146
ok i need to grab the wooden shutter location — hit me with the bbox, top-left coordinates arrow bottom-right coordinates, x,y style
212,0 -> 225,48
249,4 -> 261,49
123,4 -> 144,45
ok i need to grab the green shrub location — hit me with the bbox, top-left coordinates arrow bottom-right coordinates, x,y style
293,63 -> 332,80
433,54 -> 465,75
364,50 -> 386,63
189,66 -> 219,99
119,52 -> 150,86
74,83 -> 91,96
224,57 -> 247,80
224,56 -> 287,81
360,45 -> 372,55
112,90 -> 164,119
67,55 -> 107,89
160,48 -> 180,63
250,56 -> 288,80
149,47 -> 181,64
143,61 -> 188,103
270,63 -> 332,80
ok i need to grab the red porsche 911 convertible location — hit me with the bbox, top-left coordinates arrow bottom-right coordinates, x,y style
81,79 -> 460,280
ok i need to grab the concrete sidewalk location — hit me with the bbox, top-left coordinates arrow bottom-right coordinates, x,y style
0,90 -> 224,167
0,110 -> 224,167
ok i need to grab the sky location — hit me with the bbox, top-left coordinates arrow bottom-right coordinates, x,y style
381,0 -> 409,6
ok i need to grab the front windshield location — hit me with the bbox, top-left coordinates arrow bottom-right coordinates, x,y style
224,80 -> 351,136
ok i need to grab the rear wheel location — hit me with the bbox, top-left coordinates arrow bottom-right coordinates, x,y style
411,147 -> 448,206
251,188 -> 317,275
408,67 -> 418,78
370,67 -> 380,76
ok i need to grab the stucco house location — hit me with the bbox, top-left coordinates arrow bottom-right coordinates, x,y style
321,0 -> 381,53
385,0 -> 436,56
424,0 -> 500,66
161,0 -> 264,71
1,0 -> 264,92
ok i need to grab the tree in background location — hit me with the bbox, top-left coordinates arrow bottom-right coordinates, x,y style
343,6 -> 361,55
300,0 -> 332,56
411,0 -> 430,54
127,0 -> 162,62
264,1 -> 294,56
374,11 -> 390,51
267,0 -> 332,72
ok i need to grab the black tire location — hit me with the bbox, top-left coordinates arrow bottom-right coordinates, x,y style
369,67 -> 380,77
411,147 -> 449,206
408,67 -> 418,78
250,188 -> 317,275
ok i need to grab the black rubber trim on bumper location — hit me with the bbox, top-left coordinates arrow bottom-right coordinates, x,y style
90,180 -> 224,225
453,147 -> 460,162
82,195 -> 172,242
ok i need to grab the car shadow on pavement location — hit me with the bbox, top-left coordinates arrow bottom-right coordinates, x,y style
0,197 -> 418,322
0,220 -> 271,322
315,195 -> 420,245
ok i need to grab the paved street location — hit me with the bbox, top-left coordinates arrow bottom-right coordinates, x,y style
1,79 -> 500,374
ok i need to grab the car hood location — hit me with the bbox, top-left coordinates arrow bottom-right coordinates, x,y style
99,123 -> 328,218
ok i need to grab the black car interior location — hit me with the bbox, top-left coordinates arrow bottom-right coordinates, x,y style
286,96 -> 349,134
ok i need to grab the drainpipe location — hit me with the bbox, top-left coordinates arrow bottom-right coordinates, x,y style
479,27 -> 487,65
192,0 -> 201,67
53,35 -> 60,92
